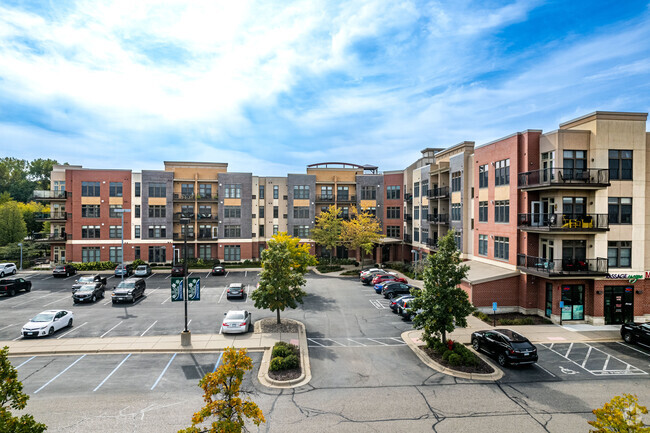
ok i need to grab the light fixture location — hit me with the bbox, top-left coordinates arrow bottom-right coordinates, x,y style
596,290 -> 603,295
636,290 -> 644,295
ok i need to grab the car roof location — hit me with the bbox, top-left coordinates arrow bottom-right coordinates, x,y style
40,309 -> 65,314
0,263 -> 13,266
229,283 -> 243,287
493,329 -> 528,341
225,310 -> 247,316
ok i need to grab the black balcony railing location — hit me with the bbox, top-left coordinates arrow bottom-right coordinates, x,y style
33,233 -> 66,242
404,193 -> 413,202
197,233 -> 218,240
428,214 -> 448,224
337,195 -> 356,203
518,168 -> 610,189
517,254 -> 608,277
425,238 -> 438,248
32,190 -> 68,200
196,194 -> 218,201
403,234 -> 412,243
404,214 -> 412,222
517,213 -> 609,231
173,233 -> 195,240
173,193 -> 196,200
316,195 -> 335,202
196,213 -> 216,221
34,211 -> 68,221
428,186 -> 449,198
173,212 -> 195,221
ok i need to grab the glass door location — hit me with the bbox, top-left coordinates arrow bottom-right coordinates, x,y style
604,286 -> 634,325
545,283 -> 553,317
531,201 -> 542,226
561,285 -> 584,320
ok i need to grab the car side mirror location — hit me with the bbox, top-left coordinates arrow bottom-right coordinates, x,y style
53,317 -> 59,321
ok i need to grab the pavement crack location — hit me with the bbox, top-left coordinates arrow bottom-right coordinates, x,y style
497,382 -> 552,433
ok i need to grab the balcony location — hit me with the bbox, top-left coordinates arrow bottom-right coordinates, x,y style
32,190 -> 68,201
425,238 -> 438,249
197,233 -> 218,241
173,233 -> 195,241
428,186 -> 449,199
404,214 -> 412,222
336,195 -> 356,203
517,254 -> 608,277
196,194 -> 218,202
173,212 -> 195,221
173,193 -> 196,201
428,214 -> 448,224
316,195 -> 335,202
403,234 -> 412,243
34,211 -> 68,222
518,168 -> 610,191
33,233 -> 67,243
517,213 -> 609,233
404,193 -> 413,202
196,213 -> 217,221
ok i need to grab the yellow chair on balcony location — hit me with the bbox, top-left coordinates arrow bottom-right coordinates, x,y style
581,215 -> 593,229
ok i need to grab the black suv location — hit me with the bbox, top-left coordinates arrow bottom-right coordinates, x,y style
112,278 -> 146,304
471,329 -> 538,367
53,264 -> 76,278
381,282 -> 417,299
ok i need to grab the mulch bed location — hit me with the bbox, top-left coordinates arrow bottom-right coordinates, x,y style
268,367 -> 301,381
258,318 -> 300,333
482,313 -> 552,325
420,346 -> 495,375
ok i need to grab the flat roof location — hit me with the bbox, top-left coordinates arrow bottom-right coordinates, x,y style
462,260 -> 520,285
559,111 -> 647,129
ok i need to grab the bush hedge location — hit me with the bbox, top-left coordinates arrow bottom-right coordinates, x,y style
316,264 -> 343,273
269,342 -> 300,372
431,339 -> 480,368
72,261 -> 118,271
317,257 -> 359,266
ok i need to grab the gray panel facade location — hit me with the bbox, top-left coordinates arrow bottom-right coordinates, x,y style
141,170 -> 173,240
356,174 -> 384,226
218,173 -> 253,239
449,154 -> 464,245
287,174 -> 316,236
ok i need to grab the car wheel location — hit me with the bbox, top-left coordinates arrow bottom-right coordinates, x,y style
12,269 -> 16,275
48,327 -> 54,336
497,353 -> 508,367
68,318 -> 73,327
73,299 -> 78,304
623,332 -> 635,344
0,271 -> 4,277
91,294 -> 96,302
472,338 -> 480,351
25,286 -> 31,292
9,288 -> 16,297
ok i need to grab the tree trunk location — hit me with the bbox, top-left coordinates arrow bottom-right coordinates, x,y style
276,309 -> 281,325
331,246 -> 335,264
441,330 -> 447,344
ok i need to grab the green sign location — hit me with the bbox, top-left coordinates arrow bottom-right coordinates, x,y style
188,278 -> 200,301
171,277 -> 183,302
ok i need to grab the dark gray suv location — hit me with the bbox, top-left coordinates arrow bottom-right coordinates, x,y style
112,278 -> 146,304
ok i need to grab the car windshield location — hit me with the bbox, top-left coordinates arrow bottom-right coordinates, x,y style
511,341 -> 533,350
78,276 -> 94,283
117,282 -> 135,289
78,285 -> 95,291
137,266 -> 147,270
32,313 -> 54,322
226,312 -> 245,320
55,266 -> 65,270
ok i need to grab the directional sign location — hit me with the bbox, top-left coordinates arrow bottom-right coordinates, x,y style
171,277 -> 183,302
188,278 -> 200,301
492,302 -> 497,311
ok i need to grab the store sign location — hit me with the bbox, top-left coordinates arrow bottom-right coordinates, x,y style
606,271 -> 650,284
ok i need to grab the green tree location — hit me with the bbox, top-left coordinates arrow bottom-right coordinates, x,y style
0,201 -> 27,246
28,159 -> 58,191
341,206 -> 382,266
179,347 -> 265,433
0,192 -> 11,205
0,158 -> 32,203
0,346 -> 47,433
588,394 -> 649,433
17,202 -> 46,236
251,232 -> 317,324
310,205 -> 342,262
410,229 -> 473,346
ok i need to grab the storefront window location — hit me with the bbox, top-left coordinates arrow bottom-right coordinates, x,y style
561,285 -> 584,320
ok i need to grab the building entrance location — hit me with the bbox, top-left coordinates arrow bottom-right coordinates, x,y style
604,286 -> 634,325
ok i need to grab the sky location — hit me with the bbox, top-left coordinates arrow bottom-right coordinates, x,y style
1,0 -> 650,176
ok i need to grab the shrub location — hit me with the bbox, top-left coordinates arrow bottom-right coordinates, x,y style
442,350 -> 452,362
282,354 -> 300,370
340,269 -> 361,276
72,261 -> 117,271
269,356 -> 285,372
269,342 -> 300,371
272,345 -> 293,359
316,264 -> 343,273
473,311 -> 490,322
131,259 -> 146,268
448,353 -> 462,366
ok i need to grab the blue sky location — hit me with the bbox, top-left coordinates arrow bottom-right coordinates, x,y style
1,0 -> 649,175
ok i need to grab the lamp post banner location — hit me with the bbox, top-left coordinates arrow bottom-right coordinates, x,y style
171,277 -> 183,301
188,278 -> 200,301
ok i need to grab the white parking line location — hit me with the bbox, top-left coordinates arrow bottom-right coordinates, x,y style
161,296 -> 171,304
326,338 -> 346,347
616,341 -> 650,356
218,287 -> 227,303
165,274 -> 171,279
42,296 -> 71,307
151,353 -> 176,390
0,323 -> 16,331
12,335 -> 22,341
16,356 -> 36,369
581,346 -> 593,368
307,338 -> 326,347
43,276 -> 54,280
100,321 -> 124,338
34,354 -> 86,394
213,352 -> 224,372
225,271 -> 229,277
93,354 -> 131,392
141,321 -> 158,337
564,342 -> 574,358
205,272 -> 211,278
534,363 -> 556,378
12,293 -> 56,308
57,322 -> 88,339
367,338 -> 388,346
187,272 -> 193,278
146,274 -> 155,280
347,338 -> 366,346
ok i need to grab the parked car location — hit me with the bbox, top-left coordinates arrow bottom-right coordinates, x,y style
171,265 -> 186,277
221,310 -> 252,334
360,270 -> 390,285
0,263 -> 17,277
226,283 -> 246,299
399,298 -> 422,320
621,322 -> 650,346
21,310 -> 74,337
374,280 -> 395,294
114,264 -> 133,277
53,264 -> 76,278
471,329 -> 538,367
360,268 -> 382,277
0,278 -> 32,296
371,273 -> 407,286
382,282 -> 418,299
390,295 -> 413,313
72,283 -> 105,303
112,278 -> 146,304
72,274 -> 107,293
211,265 -> 225,276
134,264 -> 152,277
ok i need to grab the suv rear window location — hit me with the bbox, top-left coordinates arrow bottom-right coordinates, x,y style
117,282 -> 135,289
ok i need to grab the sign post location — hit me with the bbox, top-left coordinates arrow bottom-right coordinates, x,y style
492,302 -> 497,327
559,301 -> 564,326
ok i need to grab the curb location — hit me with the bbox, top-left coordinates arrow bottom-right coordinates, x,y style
402,330 -> 504,381
257,319 -> 311,389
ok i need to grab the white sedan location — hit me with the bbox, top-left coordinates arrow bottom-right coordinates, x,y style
22,310 -> 74,338
220,310 -> 252,334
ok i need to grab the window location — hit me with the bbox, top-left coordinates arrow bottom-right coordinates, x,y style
414,182 -> 420,198
451,203 -> 461,221
81,225 -> 100,238
224,225 -> 241,238
563,150 -> 587,180
478,201 -> 488,222
293,225 -> 310,238
148,246 -> 166,263
421,180 -> 428,197
181,183 -> 194,196
109,205 -> 123,219
259,224 -> 265,237
109,246 -> 122,263
337,186 -> 349,200
387,226 -> 400,237
224,206 -> 241,218
224,245 -> 241,261
81,247 -> 100,263
479,165 -> 488,188
494,236 -> 509,260
273,185 -> 279,199
360,186 -> 376,200
340,206 -> 349,219
224,184 -> 241,198
81,181 -> 100,197
386,185 -> 400,200
454,232 -> 461,250
562,197 -> 586,217
451,171 -> 461,192
494,159 -> 510,186
259,185 -> 265,199
608,150 -> 633,180
198,225 -> 212,239
199,184 -> 212,198
561,285 -> 584,321
54,180 -> 65,192
199,244 -> 212,260
181,205 -> 194,217
135,225 -> 140,239
320,186 -> 333,199
149,183 -> 166,197
259,206 -> 265,219
81,205 -> 100,218
109,182 -> 122,197
478,234 -> 488,256
148,205 -> 166,218
294,185 -> 310,199
181,225 -> 194,237
135,205 -> 140,218
273,225 -> 278,235
365,207 -> 377,217
414,228 -> 419,242
609,197 -> 632,224
414,206 -> 420,220
109,225 -> 122,239
135,182 -> 141,197
148,225 -> 167,238
608,241 -> 631,268
494,200 -> 509,223
134,246 -> 140,260
421,228 -> 428,245
273,206 -> 278,218
294,206 -> 309,219
422,207 -> 428,221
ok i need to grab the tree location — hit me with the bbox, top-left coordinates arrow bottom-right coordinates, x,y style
251,232 -> 317,324
410,229 -> 473,346
588,394 -> 649,433
0,346 -> 47,433
0,158 -> 32,203
28,159 -> 58,191
0,201 -> 27,246
179,347 -> 265,433
340,206 -> 382,265
17,202 -> 47,236
310,205 -> 342,262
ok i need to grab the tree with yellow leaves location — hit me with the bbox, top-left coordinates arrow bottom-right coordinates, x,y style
588,394 -> 649,432
341,206 -> 382,265
310,205 -> 342,262
179,347 -> 265,433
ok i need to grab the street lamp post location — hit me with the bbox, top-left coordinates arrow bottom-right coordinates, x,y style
17,243 -> 23,271
180,217 -> 191,346
411,249 -> 417,280
114,209 -> 131,283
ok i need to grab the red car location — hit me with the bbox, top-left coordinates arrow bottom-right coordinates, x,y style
371,274 -> 407,285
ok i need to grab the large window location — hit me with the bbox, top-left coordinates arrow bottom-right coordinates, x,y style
199,244 -> 212,260
109,182 -> 122,197
422,207 -> 428,221
478,234 -> 488,256
608,197 -> 632,224
320,186 -> 333,199
109,225 -> 122,239
224,225 -> 241,238
81,247 -> 101,263
451,203 -> 461,221
224,245 -> 241,261
294,185 -> 310,199
181,183 -> 194,196
135,205 -> 140,218
82,205 -> 100,218
563,150 -> 586,180
414,228 -> 419,242
259,185 -> 265,199
148,205 -> 166,218
148,246 -> 166,263
81,225 -> 100,239
360,186 -> 376,200
224,206 -> 241,218
414,206 -> 420,220
494,200 -> 509,223
387,226 -> 400,237
494,159 -> 510,186
135,182 -> 141,197
224,184 -> 242,198
149,183 -> 166,197
451,171 -> 461,192
337,186 -> 349,200
421,228 -> 428,244
386,185 -> 400,199
478,201 -> 488,222
109,246 -> 122,263
294,207 -> 309,219
259,206 -> 264,218
273,185 -> 279,199
293,225 -> 310,238
135,225 -> 140,238
109,205 -> 123,219
81,181 -> 100,197
199,184 -> 212,198
148,225 -> 166,238
273,206 -> 278,218
273,225 -> 278,235
609,150 -> 633,180
494,236 -> 509,260
414,182 -> 420,198
608,241 -> 631,268
421,180 -> 428,197
454,232 -> 461,250
198,225 -> 212,239
478,165 -> 488,188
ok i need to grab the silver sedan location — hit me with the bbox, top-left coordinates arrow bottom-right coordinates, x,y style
220,310 -> 252,334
